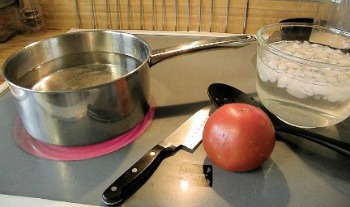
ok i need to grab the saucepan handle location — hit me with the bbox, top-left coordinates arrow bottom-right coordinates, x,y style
148,35 -> 256,67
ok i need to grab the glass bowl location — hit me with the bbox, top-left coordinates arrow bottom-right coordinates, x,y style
256,23 -> 350,128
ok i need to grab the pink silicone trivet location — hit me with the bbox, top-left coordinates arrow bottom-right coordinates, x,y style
13,107 -> 154,161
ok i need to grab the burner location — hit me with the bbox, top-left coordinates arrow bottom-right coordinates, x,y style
13,107 -> 155,161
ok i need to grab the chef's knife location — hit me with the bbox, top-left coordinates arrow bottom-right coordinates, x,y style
102,106 -> 211,205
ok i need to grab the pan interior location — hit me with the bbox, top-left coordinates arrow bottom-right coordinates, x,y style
19,51 -> 143,92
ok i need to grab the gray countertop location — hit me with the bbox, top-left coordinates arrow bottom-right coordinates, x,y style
0,33 -> 349,207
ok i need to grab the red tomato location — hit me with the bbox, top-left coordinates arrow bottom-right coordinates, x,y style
203,103 -> 275,172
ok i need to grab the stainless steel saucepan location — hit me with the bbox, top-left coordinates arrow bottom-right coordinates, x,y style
2,30 -> 256,146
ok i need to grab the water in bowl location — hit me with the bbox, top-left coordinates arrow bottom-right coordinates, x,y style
256,40 -> 350,128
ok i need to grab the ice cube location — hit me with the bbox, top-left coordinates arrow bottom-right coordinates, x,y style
286,79 -> 308,99
277,76 -> 289,88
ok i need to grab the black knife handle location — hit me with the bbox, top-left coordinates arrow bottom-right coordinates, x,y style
102,144 -> 175,206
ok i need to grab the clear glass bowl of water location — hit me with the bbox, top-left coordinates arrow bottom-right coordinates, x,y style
256,23 -> 350,128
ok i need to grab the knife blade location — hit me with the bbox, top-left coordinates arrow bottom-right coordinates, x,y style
102,106 -> 211,205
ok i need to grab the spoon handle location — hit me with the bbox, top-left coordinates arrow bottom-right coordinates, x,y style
276,127 -> 350,158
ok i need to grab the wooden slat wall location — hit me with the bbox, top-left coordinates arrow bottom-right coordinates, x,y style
39,0 -> 319,34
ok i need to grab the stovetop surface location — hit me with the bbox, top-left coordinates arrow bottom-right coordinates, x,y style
1,34 -> 350,206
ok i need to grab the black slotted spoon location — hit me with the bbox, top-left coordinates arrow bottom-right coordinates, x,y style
208,83 -> 350,158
